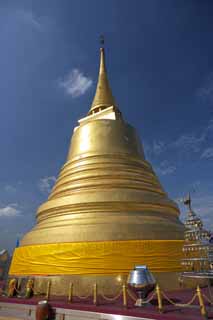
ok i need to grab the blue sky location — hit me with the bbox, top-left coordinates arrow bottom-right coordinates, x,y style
0,0 -> 213,252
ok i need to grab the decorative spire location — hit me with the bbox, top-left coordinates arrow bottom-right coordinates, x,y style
88,37 -> 118,115
183,193 -> 192,212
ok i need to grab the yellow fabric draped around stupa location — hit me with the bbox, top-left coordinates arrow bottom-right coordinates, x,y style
10,240 -> 184,275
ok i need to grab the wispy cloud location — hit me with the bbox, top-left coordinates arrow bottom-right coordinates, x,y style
15,9 -> 42,31
155,160 -> 176,176
174,181 -> 201,207
191,195 -> 213,231
175,179 -> 213,231
170,118 -> 213,153
206,119 -> 213,131
145,118 -> 213,160
191,180 -> 201,191
173,133 -> 205,152
16,232 -> 24,238
0,203 -> 21,218
59,69 -> 93,98
153,141 -> 165,155
197,72 -> 213,103
201,147 -> 213,159
38,176 -> 56,194
144,140 -> 165,157
4,185 -> 16,193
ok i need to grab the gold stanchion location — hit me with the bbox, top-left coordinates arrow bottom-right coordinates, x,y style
122,283 -> 127,308
17,278 -> 22,292
197,285 -> 207,319
93,283 -> 97,305
156,284 -> 163,313
68,282 -> 73,302
46,281 -> 51,300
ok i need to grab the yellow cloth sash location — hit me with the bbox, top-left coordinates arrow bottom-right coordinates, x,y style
9,240 -> 184,275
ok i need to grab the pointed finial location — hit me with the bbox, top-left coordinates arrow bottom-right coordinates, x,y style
100,34 -> 104,47
88,36 -> 119,115
183,193 -> 192,211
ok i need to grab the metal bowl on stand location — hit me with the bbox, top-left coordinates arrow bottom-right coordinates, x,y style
127,265 -> 156,307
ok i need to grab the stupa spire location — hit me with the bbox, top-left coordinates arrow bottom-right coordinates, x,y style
88,37 -> 118,115
183,193 -> 192,212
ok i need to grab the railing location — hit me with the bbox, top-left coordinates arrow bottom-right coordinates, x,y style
1,280 -> 213,319
49,281 -> 213,318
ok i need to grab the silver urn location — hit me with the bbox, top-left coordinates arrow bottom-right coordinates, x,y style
127,265 -> 156,307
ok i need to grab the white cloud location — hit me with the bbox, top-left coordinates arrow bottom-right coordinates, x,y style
145,118 -> 213,160
191,195 -> 213,230
15,9 -> 42,31
16,232 -> 24,238
173,119 -> 213,156
174,197 -> 184,205
143,140 -> 165,158
59,69 -> 93,98
5,185 -> 16,193
153,141 -> 165,155
191,180 -> 201,192
176,187 -> 213,232
0,204 -> 21,218
201,147 -> 213,159
172,133 -> 205,152
38,176 -> 56,194
206,119 -> 213,132
197,72 -> 213,102
143,141 -> 151,158
156,160 -> 176,176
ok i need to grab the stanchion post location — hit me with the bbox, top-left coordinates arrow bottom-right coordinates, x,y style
17,278 -> 22,292
93,283 -> 97,305
122,283 -> 127,308
197,285 -> 207,319
68,282 -> 73,302
46,280 -> 51,301
156,283 -> 163,313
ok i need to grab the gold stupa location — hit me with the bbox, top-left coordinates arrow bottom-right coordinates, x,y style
9,45 -> 184,293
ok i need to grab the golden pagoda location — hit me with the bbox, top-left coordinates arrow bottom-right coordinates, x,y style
9,44 -> 184,294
